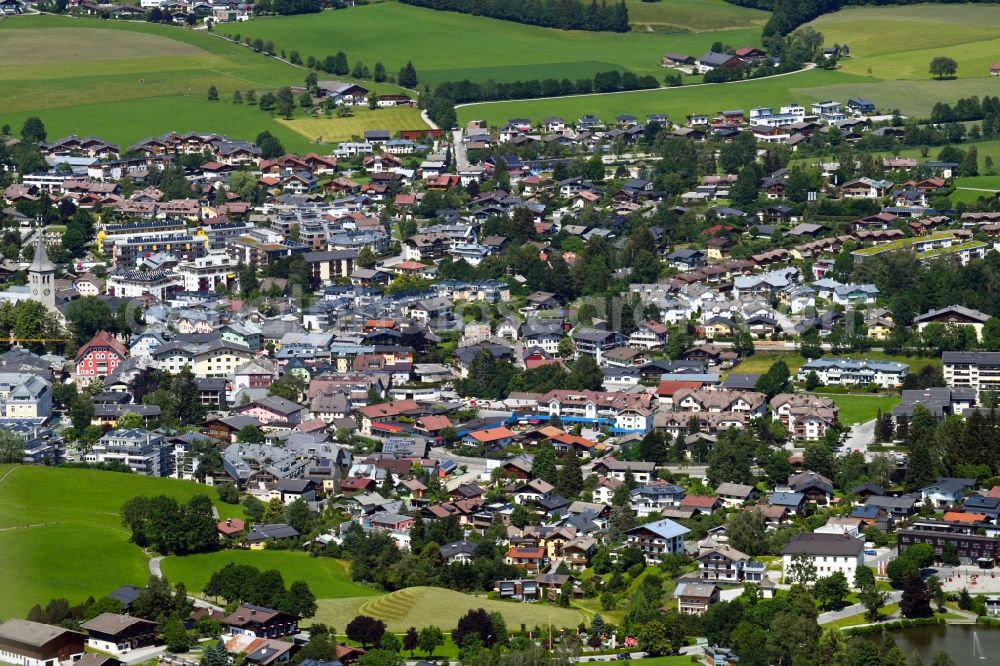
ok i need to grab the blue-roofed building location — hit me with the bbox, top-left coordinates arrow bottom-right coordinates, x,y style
626,518 -> 690,564
769,491 -> 806,514
796,357 -> 908,388
963,495 -> 1000,520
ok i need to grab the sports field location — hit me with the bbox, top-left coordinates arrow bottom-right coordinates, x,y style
224,3 -> 762,86
313,586 -> 586,632
161,550 -> 377,600
0,465 -> 245,620
277,107 -> 426,143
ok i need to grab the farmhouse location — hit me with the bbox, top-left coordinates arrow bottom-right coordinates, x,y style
80,614 -> 157,655
0,620 -> 84,666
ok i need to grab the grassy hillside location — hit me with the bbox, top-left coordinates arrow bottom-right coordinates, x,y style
161,550 -> 378,599
0,465 -> 245,620
456,68 -> 870,126
623,0 -> 769,32
224,3 -> 762,86
313,586 -> 586,632
810,4 -> 1000,80
0,15 -> 410,148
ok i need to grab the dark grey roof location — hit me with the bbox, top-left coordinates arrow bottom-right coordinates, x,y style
782,533 -> 864,557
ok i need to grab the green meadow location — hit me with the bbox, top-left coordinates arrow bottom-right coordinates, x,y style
161,550 -> 377,600
828,394 -> 902,425
0,465 -> 245,620
2,96 -> 317,153
0,15 -> 408,147
224,2 -> 763,86
313,586 -> 586,632
623,0 -> 768,32
810,4 -> 1000,81
456,68 -> 870,126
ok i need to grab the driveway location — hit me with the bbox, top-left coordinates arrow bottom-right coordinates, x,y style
842,419 -> 876,460
818,591 -> 902,625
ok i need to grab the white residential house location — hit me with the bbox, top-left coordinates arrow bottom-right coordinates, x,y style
782,533 -> 863,582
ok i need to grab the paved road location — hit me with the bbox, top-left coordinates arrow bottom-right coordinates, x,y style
451,129 -> 469,172
842,419 -> 877,460
818,591 -> 902,625
149,555 -> 163,577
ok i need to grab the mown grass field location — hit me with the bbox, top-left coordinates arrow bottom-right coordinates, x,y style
2,96 -> 317,153
161,550 -> 377,600
952,175 -> 1000,205
0,465 -> 245,620
313,586 -> 585,632
810,5 -> 1000,81
622,0 -> 768,32
827,394 -> 901,425
277,107 -> 425,142
224,3 -> 762,86
0,15 -> 410,147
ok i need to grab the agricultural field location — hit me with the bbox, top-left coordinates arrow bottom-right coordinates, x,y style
0,15 -> 406,148
827,394 -> 902,425
160,550 -> 377,600
277,106 -> 426,143
456,68 -> 872,127
456,3 -> 1000,124
313,586 -> 586,632
622,0 -> 768,33
2,96 -> 316,154
809,5 -> 1000,81
951,175 -> 1000,205
224,3 -> 763,86
0,465 -> 244,620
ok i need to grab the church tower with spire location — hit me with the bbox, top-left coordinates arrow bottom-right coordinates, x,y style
28,233 -> 56,312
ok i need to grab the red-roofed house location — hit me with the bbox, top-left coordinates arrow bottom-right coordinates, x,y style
505,547 -> 546,574
357,399 -> 420,434
463,426 -> 516,448
681,495 -> 722,515
943,511 -> 987,524
76,330 -> 127,379
217,517 -> 245,537
656,380 -> 706,406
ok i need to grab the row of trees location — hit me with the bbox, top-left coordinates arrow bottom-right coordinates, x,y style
399,0 -> 629,31
432,69 -> 658,105
203,562 -> 317,617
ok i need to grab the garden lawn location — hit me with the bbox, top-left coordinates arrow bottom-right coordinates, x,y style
728,351 -> 807,376
313,586 -> 585,632
0,465 -> 244,620
277,107 -> 426,143
160,550 -> 376,599
225,3 -> 763,86
827,394 -> 901,425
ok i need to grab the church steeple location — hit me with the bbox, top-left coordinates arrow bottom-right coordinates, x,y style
28,233 -> 56,312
